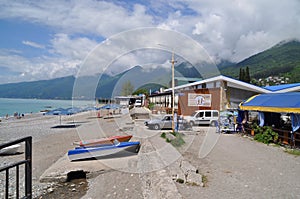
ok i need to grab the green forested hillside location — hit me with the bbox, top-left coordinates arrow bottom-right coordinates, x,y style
221,40 -> 300,83
0,76 -> 75,99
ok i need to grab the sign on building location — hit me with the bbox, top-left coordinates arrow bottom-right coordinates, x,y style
188,93 -> 212,107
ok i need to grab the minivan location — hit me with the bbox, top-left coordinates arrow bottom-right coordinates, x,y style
134,99 -> 142,107
185,110 -> 219,126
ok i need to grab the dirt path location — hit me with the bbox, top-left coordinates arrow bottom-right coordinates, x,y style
178,132 -> 300,198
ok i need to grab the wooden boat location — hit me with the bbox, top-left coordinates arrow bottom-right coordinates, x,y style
68,141 -> 140,161
73,135 -> 132,147
0,144 -> 21,155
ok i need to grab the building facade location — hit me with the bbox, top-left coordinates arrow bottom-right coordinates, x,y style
149,75 -> 270,116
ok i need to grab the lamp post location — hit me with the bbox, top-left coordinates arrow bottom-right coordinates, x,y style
158,44 -> 177,131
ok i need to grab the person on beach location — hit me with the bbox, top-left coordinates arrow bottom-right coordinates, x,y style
174,111 -> 179,132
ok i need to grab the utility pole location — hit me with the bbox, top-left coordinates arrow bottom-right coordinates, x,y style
158,43 -> 177,131
171,51 -> 176,131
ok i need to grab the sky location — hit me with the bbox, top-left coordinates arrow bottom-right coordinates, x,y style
0,0 -> 300,84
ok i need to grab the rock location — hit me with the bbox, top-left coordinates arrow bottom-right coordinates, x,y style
186,171 -> 202,186
166,133 -> 176,140
71,188 -> 76,192
180,160 -> 197,172
47,188 -> 54,193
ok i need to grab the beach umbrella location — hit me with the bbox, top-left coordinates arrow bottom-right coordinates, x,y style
45,107 -> 74,125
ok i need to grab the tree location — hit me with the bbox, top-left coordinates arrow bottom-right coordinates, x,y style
239,67 -> 251,83
245,66 -> 251,83
133,88 -> 148,96
121,80 -> 134,96
239,68 -> 245,81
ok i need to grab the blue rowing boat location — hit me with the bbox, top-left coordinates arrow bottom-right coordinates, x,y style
68,141 -> 140,161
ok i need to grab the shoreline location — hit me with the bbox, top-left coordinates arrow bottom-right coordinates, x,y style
0,97 -> 97,119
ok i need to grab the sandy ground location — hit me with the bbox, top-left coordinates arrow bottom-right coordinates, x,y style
1,109 -> 300,198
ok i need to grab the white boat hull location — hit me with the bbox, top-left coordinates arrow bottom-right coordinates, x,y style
0,144 -> 21,155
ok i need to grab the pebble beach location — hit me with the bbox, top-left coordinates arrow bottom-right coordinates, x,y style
0,112 -> 84,198
1,109 -> 300,198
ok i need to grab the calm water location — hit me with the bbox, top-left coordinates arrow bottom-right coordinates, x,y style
0,98 -> 95,117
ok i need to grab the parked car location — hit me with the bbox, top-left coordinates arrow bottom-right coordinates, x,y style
185,110 -> 219,126
145,114 -> 190,130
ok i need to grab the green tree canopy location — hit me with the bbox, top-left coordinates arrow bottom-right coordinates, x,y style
121,80 -> 134,96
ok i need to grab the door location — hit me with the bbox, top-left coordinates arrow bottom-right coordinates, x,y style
162,116 -> 172,129
197,111 -> 211,125
195,111 -> 204,125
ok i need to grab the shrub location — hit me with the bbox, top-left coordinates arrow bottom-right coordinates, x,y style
170,132 -> 185,147
161,131 -> 185,147
285,149 -> 300,156
148,102 -> 155,110
254,126 -> 278,144
160,132 -> 166,139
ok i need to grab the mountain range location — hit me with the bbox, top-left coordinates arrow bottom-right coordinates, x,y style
0,39 -> 299,100
221,39 -> 300,82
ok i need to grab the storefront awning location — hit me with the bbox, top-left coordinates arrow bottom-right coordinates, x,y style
239,92 -> 300,113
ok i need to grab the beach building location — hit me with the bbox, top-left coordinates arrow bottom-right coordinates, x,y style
149,75 -> 270,116
239,92 -> 300,147
115,95 -> 146,107
148,75 -> 300,146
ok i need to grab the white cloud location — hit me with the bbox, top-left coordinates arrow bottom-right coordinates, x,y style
0,0 -> 300,83
50,34 -> 98,60
22,40 -> 45,49
186,0 -> 300,62
0,48 -> 80,84
0,0 -> 154,37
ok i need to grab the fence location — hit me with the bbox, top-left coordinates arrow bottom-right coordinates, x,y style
244,126 -> 300,147
0,136 -> 32,199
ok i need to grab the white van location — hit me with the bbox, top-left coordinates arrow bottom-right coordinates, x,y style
185,110 -> 219,126
134,99 -> 142,107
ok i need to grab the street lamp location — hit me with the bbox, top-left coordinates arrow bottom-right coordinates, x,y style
158,44 -> 177,131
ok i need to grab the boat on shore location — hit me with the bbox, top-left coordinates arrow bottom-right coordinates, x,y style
68,141 -> 140,161
73,135 -> 132,147
0,144 -> 21,155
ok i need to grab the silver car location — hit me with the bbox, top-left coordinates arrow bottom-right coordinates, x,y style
145,114 -> 190,130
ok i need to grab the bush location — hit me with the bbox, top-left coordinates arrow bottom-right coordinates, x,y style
160,131 -> 185,147
160,132 -> 166,138
170,131 -> 185,147
148,102 -> 155,110
254,126 -> 279,144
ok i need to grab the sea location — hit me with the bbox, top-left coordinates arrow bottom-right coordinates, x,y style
0,98 -> 95,118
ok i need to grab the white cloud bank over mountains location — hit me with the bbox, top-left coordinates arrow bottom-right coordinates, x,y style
0,0 -> 300,83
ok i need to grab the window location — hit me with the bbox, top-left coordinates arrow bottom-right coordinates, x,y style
197,112 -> 204,118
164,116 -> 171,121
205,111 -> 211,117
213,111 -> 219,117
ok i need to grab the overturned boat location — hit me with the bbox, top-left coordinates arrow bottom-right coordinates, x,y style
0,144 -> 21,155
68,141 -> 140,161
73,135 -> 132,147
